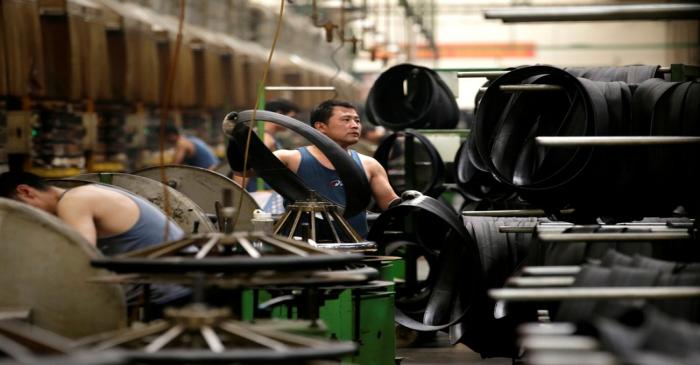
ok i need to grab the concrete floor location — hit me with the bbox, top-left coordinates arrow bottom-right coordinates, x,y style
396,332 -> 512,365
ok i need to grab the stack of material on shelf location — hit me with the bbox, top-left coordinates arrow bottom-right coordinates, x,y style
32,110 -> 85,169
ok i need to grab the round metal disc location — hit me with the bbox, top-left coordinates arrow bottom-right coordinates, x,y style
90,232 -> 365,274
0,198 -> 127,339
132,165 -> 259,231
90,269 -> 373,289
91,254 -> 364,273
69,173 -> 217,234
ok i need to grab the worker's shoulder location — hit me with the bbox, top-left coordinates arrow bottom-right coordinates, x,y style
273,148 -> 301,160
355,152 -> 381,167
62,184 -> 122,201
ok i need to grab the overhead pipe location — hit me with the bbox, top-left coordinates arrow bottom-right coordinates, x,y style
483,3 -> 700,23
490,286 -> 700,301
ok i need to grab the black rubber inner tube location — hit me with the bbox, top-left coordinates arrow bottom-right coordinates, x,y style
373,130 -> 445,197
368,195 -> 483,338
453,138 -> 513,203
473,65 -> 699,218
564,65 -> 661,83
365,63 -> 460,130
474,65 -> 603,212
223,110 -> 371,218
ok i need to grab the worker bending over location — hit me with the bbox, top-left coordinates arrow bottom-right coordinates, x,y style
164,125 -> 220,170
0,171 -> 190,308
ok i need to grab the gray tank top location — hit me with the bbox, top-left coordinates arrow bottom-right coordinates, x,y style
93,185 -> 190,305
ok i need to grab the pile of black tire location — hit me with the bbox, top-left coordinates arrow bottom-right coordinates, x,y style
365,64 -> 459,200
366,64 -> 460,130
466,65 -> 699,220
367,64 -> 700,360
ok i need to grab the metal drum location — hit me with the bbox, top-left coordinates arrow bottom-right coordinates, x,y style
0,198 -> 126,338
69,173 -> 216,234
133,165 -> 260,231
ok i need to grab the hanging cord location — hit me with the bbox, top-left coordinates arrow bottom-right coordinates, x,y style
329,42 -> 344,99
329,0 -> 347,99
158,0 -> 186,240
234,0 -> 286,230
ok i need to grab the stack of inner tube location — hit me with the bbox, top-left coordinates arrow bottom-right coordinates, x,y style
453,137 -> 516,205
370,197 -> 545,357
365,63 -> 460,130
470,65 -> 700,220
555,251 -> 700,324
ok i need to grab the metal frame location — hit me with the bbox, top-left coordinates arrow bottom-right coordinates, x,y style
490,286 -> 700,301
273,200 -> 366,244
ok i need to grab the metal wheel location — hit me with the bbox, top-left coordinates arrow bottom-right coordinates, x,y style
0,198 -> 126,338
132,165 -> 259,231
91,232 -> 365,274
76,304 -> 357,364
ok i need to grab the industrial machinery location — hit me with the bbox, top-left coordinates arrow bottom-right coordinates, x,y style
132,165 -> 260,231
0,198 -> 126,339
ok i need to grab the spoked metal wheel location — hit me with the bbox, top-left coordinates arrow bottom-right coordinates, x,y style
76,304 -> 357,364
91,232 -> 365,274
132,165 -> 260,231
0,320 -> 126,365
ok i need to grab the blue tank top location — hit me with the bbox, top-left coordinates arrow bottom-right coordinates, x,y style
95,185 -> 190,305
184,136 -> 219,168
295,147 -> 368,238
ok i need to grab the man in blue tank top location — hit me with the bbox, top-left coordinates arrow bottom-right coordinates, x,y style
272,100 -> 400,238
165,125 -> 220,170
0,171 -> 191,308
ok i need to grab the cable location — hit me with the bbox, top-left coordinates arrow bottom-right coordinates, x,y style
329,41 -> 344,99
234,0 -> 286,230
329,0 -> 347,99
157,0 -> 186,240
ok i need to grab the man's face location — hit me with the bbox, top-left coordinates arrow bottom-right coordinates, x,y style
314,106 -> 361,148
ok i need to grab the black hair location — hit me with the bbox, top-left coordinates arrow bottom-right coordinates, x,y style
309,99 -> 357,127
265,99 -> 300,115
164,124 -> 180,136
0,171 -> 50,199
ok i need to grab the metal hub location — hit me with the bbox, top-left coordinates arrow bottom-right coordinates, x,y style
275,198 -> 368,244
164,305 -> 231,330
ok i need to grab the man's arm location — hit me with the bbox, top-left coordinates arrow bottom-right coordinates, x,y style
56,192 -> 98,246
273,149 -> 300,171
365,157 -> 400,210
263,132 -> 277,151
172,138 -> 190,165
